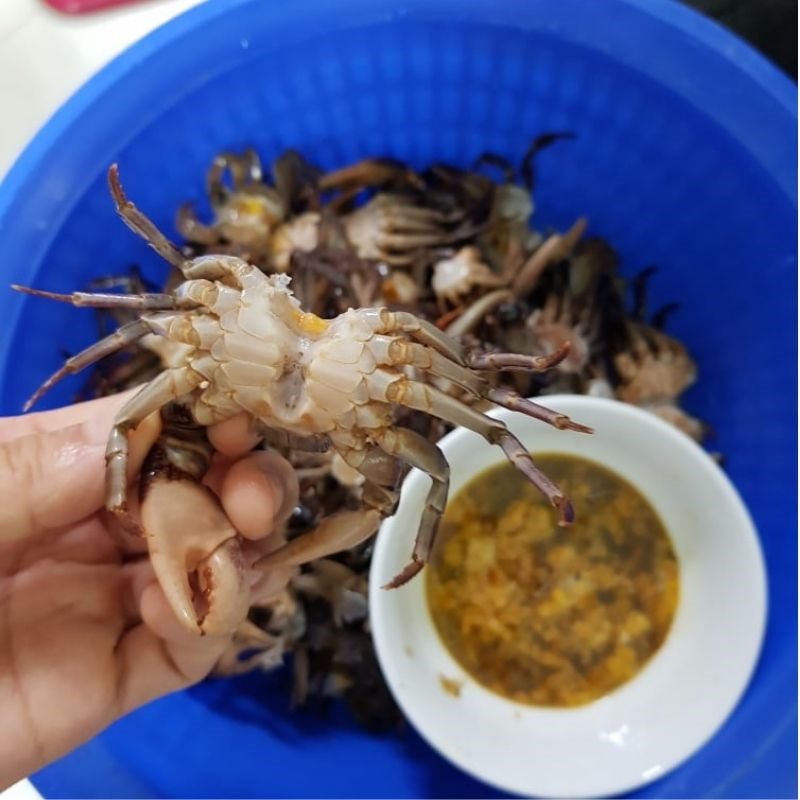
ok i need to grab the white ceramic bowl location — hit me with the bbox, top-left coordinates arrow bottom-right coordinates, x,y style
369,395 -> 767,798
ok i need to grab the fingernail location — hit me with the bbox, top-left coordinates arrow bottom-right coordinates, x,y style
238,450 -> 299,527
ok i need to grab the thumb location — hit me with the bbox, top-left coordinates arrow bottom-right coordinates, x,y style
0,399 -> 161,542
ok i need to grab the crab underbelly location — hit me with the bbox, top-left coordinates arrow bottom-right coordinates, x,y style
222,365 -> 386,436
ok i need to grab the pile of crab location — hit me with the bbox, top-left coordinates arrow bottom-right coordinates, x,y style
23,137 -> 703,731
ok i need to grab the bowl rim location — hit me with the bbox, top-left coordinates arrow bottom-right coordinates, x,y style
369,394 -> 768,798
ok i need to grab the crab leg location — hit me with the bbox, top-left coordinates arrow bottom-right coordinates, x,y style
368,253 -> 423,267
257,443 -> 398,570
319,158 -> 416,192
371,308 -> 466,364
520,131 -> 575,189
466,342 -> 571,372
444,288 -> 514,337
375,232 -> 447,251
344,445 -> 404,517
88,347 -> 161,394
511,217 -> 587,298
371,337 -> 486,394
340,444 -> 403,489
651,302 -> 680,331
272,149 -> 321,210
255,509 -> 382,569
12,284 -> 196,311
486,388 -> 593,434
207,149 -> 262,199
631,266 -> 658,321
22,319 -> 151,411
370,338 -> 590,434
176,204 -> 221,245
495,433 -> 573,520
256,424 -> 331,453
472,152 -> 516,183
381,204 -> 453,227
105,367 -> 202,517
107,164 -> 187,272
375,428 -> 450,589
377,376 -> 573,524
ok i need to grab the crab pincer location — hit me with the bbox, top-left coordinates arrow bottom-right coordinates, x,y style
138,440 -> 250,636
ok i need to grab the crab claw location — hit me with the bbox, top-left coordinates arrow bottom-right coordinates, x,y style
140,476 -> 250,636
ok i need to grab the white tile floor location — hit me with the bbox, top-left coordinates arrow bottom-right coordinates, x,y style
0,4 -> 205,794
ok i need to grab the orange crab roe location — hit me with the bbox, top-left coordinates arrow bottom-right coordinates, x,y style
426,453 -> 679,708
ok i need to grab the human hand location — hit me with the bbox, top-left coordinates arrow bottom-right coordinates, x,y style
0,393 -> 296,789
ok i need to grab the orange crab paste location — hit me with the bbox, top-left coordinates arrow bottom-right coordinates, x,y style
426,453 -> 678,708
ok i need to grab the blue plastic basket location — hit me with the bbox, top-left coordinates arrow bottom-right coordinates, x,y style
0,0 -> 795,797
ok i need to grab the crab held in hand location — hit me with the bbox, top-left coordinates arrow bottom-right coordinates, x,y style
14,165 -> 592,637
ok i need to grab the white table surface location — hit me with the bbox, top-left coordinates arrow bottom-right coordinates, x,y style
0,0 -> 205,180
0,4 -> 205,797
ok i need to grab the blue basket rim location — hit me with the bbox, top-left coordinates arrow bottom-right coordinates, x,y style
0,0 -> 796,220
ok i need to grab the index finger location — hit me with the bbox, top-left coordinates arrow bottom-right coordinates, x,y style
0,389 -> 138,443
0,391 -> 161,542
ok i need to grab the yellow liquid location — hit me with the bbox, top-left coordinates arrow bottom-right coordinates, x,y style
426,453 -> 679,708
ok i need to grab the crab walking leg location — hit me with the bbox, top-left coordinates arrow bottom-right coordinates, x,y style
342,445 -> 404,518
256,444 -> 397,570
376,428 -> 450,589
444,288 -> 513,337
487,388 -> 594,434
371,231 -> 472,256
466,342 -> 571,372
376,338 -> 568,392
107,164 -> 187,271
93,348 -> 161,391
380,212 -> 448,234
370,339 -> 591,434
11,284 -> 198,311
511,217 -> 587,298
370,253 -> 423,267
105,367 -> 203,516
498,434 -> 573,524
370,308 -> 466,364
255,509 -> 382,569
256,445 -> 399,567
369,337 -> 487,394
341,444 -> 403,490
180,255 -> 265,288
318,158 -> 415,191
207,148 -> 263,196
255,424 -> 331,453
385,205 -> 454,226
23,319 -> 151,411
472,151 -> 516,183
377,376 -> 573,523
176,204 -> 220,245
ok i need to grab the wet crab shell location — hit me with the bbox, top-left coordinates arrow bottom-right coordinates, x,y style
431,246 -> 503,305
